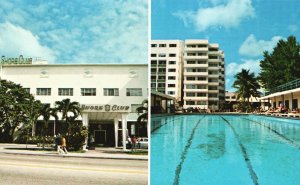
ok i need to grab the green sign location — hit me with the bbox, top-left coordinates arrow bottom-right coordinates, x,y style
1,56 -> 32,64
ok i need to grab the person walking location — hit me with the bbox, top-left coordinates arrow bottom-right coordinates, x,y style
55,133 -> 64,154
61,136 -> 68,154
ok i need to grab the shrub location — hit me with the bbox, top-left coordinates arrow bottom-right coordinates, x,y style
67,123 -> 88,151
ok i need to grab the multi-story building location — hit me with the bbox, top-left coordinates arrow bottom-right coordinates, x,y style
0,59 -> 148,150
151,39 -> 225,111
150,40 -> 184,102
183,40 -> 225,110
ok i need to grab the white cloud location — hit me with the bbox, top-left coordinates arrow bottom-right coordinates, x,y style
226,59 -> 260,77
0,22 -> 56,62
239,34 -> 282,57
174,0 -> 255,32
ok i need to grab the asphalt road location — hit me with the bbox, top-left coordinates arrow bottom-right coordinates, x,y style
0,153 -> 148,185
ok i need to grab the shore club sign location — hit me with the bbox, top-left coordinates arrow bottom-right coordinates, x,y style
81,104 -> 130,112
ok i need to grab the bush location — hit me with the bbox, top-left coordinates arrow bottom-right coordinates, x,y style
14,135 -> 54,144
67,123 -> 88,151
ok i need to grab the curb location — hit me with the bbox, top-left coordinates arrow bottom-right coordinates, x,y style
0,151 -> 148,161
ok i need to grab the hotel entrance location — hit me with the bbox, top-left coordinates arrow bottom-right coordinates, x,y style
89,121 -> 115,147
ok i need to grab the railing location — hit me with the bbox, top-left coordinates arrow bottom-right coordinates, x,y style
265,78 -> 300,95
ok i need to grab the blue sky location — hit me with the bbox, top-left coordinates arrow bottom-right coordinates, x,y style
0,0 -> 148,64
152,0 -> 300,92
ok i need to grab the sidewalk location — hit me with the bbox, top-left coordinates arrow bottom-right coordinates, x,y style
0,143 -> 148,161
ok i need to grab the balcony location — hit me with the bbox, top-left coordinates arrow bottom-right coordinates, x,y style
184,63 -> 208,68
184,72 -> 208,76
265,77 -> 300,95
184,89 -> 208,93
208,59 -> 221,62
183,97 -> 208,101
185,55 -> 208,60
184,80 -> 208,85
185,47 -> 208,52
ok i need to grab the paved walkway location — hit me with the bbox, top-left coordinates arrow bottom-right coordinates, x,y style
0,143 -> 148,161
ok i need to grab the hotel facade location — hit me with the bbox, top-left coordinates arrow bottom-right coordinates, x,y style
0,61 -> 148,150
151,39 -> 225,110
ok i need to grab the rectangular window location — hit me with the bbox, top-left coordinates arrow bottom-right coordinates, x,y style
159,44 -> 166,47
158,68 -> 166,72
168,76 -> 176,80
168,84 -> 175,87
158,60 -> 166,65
168,61 -> 176,64
169,53 -> 176,57
186,93 -> 195,97
58,88 -> 73,96
186,101 -> 195,105
158,53 -> 166,57
151,68 -> 156,72
197,101 -> 207,105
151,44 -> 157,47
151,53 -> 157,57
126,88 -> 142,96
36,88 -> 51,96
151,83 -> 156,88
169,44 -> 177,47
197,93 -> 206,97
81,88 -> 96,96
168,68 -> 176,72
208,93 -> 218,98
151,60 -> 157,64
157,83 -> 165,88
131,104 -> 141,113
168,91 -> 175,95
104,88 -> 119,96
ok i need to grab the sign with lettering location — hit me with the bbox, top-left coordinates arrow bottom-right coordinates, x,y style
81,104 -> 130,112
1,56 -> 32,65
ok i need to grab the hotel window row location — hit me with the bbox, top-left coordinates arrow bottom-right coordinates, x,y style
28,88 -> 143,96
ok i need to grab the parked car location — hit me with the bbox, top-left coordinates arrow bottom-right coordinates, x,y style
137,137 -> 148,149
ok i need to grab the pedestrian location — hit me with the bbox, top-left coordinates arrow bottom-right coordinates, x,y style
131,135 -> 137,150
61,136 -> 68,154
137,137 -> 141,149
55,133 -> 64,154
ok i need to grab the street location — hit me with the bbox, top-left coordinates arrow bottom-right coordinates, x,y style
0,153 -> 148,185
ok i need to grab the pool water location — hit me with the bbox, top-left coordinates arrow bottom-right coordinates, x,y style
151,115 -> 300,185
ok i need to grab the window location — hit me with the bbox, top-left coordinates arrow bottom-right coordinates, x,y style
158,76 -> 165,80
168,61 -> 176,64
197,93 -> 206,97
209,70 -> 218,75
169,53 -> 176,57
197,101 -> 207,105
151,83 -> 156,88
58,88 -> 73,96
168,68 -> 176,72
186,68 -> 207,72
37,88 -> 51,96
168,84 -> 175,87
209,63 -> 219,67
186,101 -> 195,105
151,68 -> 156,72
151,76 -> 156,80
209,78 -> 218,82
126,88 -> 142,96
158,68 -> 166,72
151,44 -> 157,47
208,86 -> 218,90
157,83 -> 165,88
81,88 -> 96,96
168,76 -> 176,80
169,44 -> 177,47
158,60 -> 166,65
186,85 -> 207,89
104,88 -> 119,96
131,104 -> 141,113
187,77 -> 195,81
208,93 -> 218,98
159,44 -> 166,47
168,91 -> 175,95
158,53 -> 166,57
151,60 -> 157,64
198,77 -> 207,81
186,93 -> 195,97
151,54 -> 157,57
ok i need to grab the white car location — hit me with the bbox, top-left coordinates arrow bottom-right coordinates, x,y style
137,138 -> 148,149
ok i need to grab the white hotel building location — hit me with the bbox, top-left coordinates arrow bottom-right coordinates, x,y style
150,40 -> 184,102
151,39 -> 225,110
0,62 -> 148,150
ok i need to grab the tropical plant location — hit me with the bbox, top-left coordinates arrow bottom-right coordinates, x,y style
259,36 -> 300,91
136,99 -> 148,136
0,79 -> 35,142
39,104 -> 58,149
232,69 -> 260,108
55,98 -> 81,135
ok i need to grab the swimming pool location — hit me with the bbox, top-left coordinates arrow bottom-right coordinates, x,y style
151,115 -> 300,185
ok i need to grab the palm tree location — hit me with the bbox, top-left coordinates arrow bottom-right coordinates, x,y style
136,99 -> 148,137
55,98 -> 81,137
233,69 -> 260,109
40,104 -> 58,149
